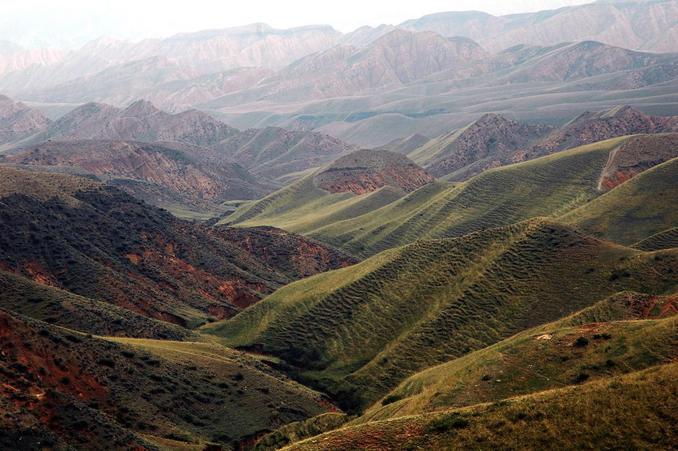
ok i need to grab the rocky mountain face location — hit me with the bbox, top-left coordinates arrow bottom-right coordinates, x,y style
408,106 -> 678,180
1,140 -> 273,208
215,126 -> 359,179
40,99 -> 239,146
0,166 -> 355,325
401,0 -> 678,53
0,95 -> 51,146
0,98 -> 357,200
313,149 -> 434,195
597,133 -> 678,191
411,113 -> 553,179
528,106 -> 678,159
0,24 -> 341,93
208,30 -> 489,105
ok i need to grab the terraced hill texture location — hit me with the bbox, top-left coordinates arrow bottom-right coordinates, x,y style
0,310 -> 332,450
0,166 -> 355,327
286,363 -> 678,450
205,219 -> 678,411
231,134 -> 677,258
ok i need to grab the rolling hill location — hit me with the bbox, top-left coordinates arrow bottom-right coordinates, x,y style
205,219 -> 678,411
361,294 -> 678,422
285,362 -> 678,450
230,134 -> 678,258
0,166 -> 355,327
0,310 -> 332,450
225,149 -> 435,232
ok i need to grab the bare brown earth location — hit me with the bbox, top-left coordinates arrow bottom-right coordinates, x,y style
313,149 -> 434,195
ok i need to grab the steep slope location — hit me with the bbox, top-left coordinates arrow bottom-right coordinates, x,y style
403,106 -> 678,180
562,152 -> 678,246
3,139 -> 273,210
408,113 -> 552,179
205,219 -> 678,410
0,269 -> 197,340
0,310 -> 331,449
362,295 -> 678,421
0,95 -> 50,146
214,126 -> 358,180
309,137 -> 623,257
400,1 -> 678,53
39,99 -> 239,146
376,133 -> 431,154
225,149 -> 436,233
528,105 -> 678,159
287,363 -> 678,451
206,29 -> 488,105
0,167 -> 355,327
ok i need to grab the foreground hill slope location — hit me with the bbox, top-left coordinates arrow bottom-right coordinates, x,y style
362,293 -> 678,422
287,362 -> 678,450
0,310 -> 331,450
206,219 -> 678,410
0,167 -> 354,327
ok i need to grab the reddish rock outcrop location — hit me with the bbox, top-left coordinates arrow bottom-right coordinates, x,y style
313,149 -> 434,195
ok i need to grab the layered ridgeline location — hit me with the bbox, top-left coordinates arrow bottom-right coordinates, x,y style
228,134 -> 678,257
223,148 -> 436,233
0,167 -> 355,329
205,219 -> 678,410
0,310 -> 333,450
0,98 -> 357,215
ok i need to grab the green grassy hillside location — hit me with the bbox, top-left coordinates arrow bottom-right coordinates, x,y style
634,227 -> 678,251
205,219 -> 678,411
361,304 -> 677,422
230,137 -> 626,258
223,174 -> 413,234
562,158 -> 678,246
287,362 -> 678,451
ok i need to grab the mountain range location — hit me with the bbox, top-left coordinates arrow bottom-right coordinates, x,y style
1,1 -> 677,449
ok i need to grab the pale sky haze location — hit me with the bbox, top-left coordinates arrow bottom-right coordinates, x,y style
0,0 -> 594,49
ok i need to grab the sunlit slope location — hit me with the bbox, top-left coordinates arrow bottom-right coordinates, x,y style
562,157 -> 678,246
223,174 -> 413,234
309,137 -> 625,257
287,363 -> 678,451
205,219 -> 678,410
361,296 -> 678,422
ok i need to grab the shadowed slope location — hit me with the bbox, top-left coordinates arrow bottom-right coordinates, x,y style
205,220 -> 678,410
0,167 -> 355,327
0,310 -> 331,449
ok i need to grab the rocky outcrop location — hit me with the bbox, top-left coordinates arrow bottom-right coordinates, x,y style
313,149 -> 434,195
529,106 -> 678,159
421,113 -> 552,179
598,133 -> 678,191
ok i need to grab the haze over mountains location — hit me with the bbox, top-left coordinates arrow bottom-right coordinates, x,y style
1,1 -> 677,449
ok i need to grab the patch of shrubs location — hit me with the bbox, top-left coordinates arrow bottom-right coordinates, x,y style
574,336 -> 589,347
381,394 -> 404,406
573,372 -> 590,384
427,413 -> 470,432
